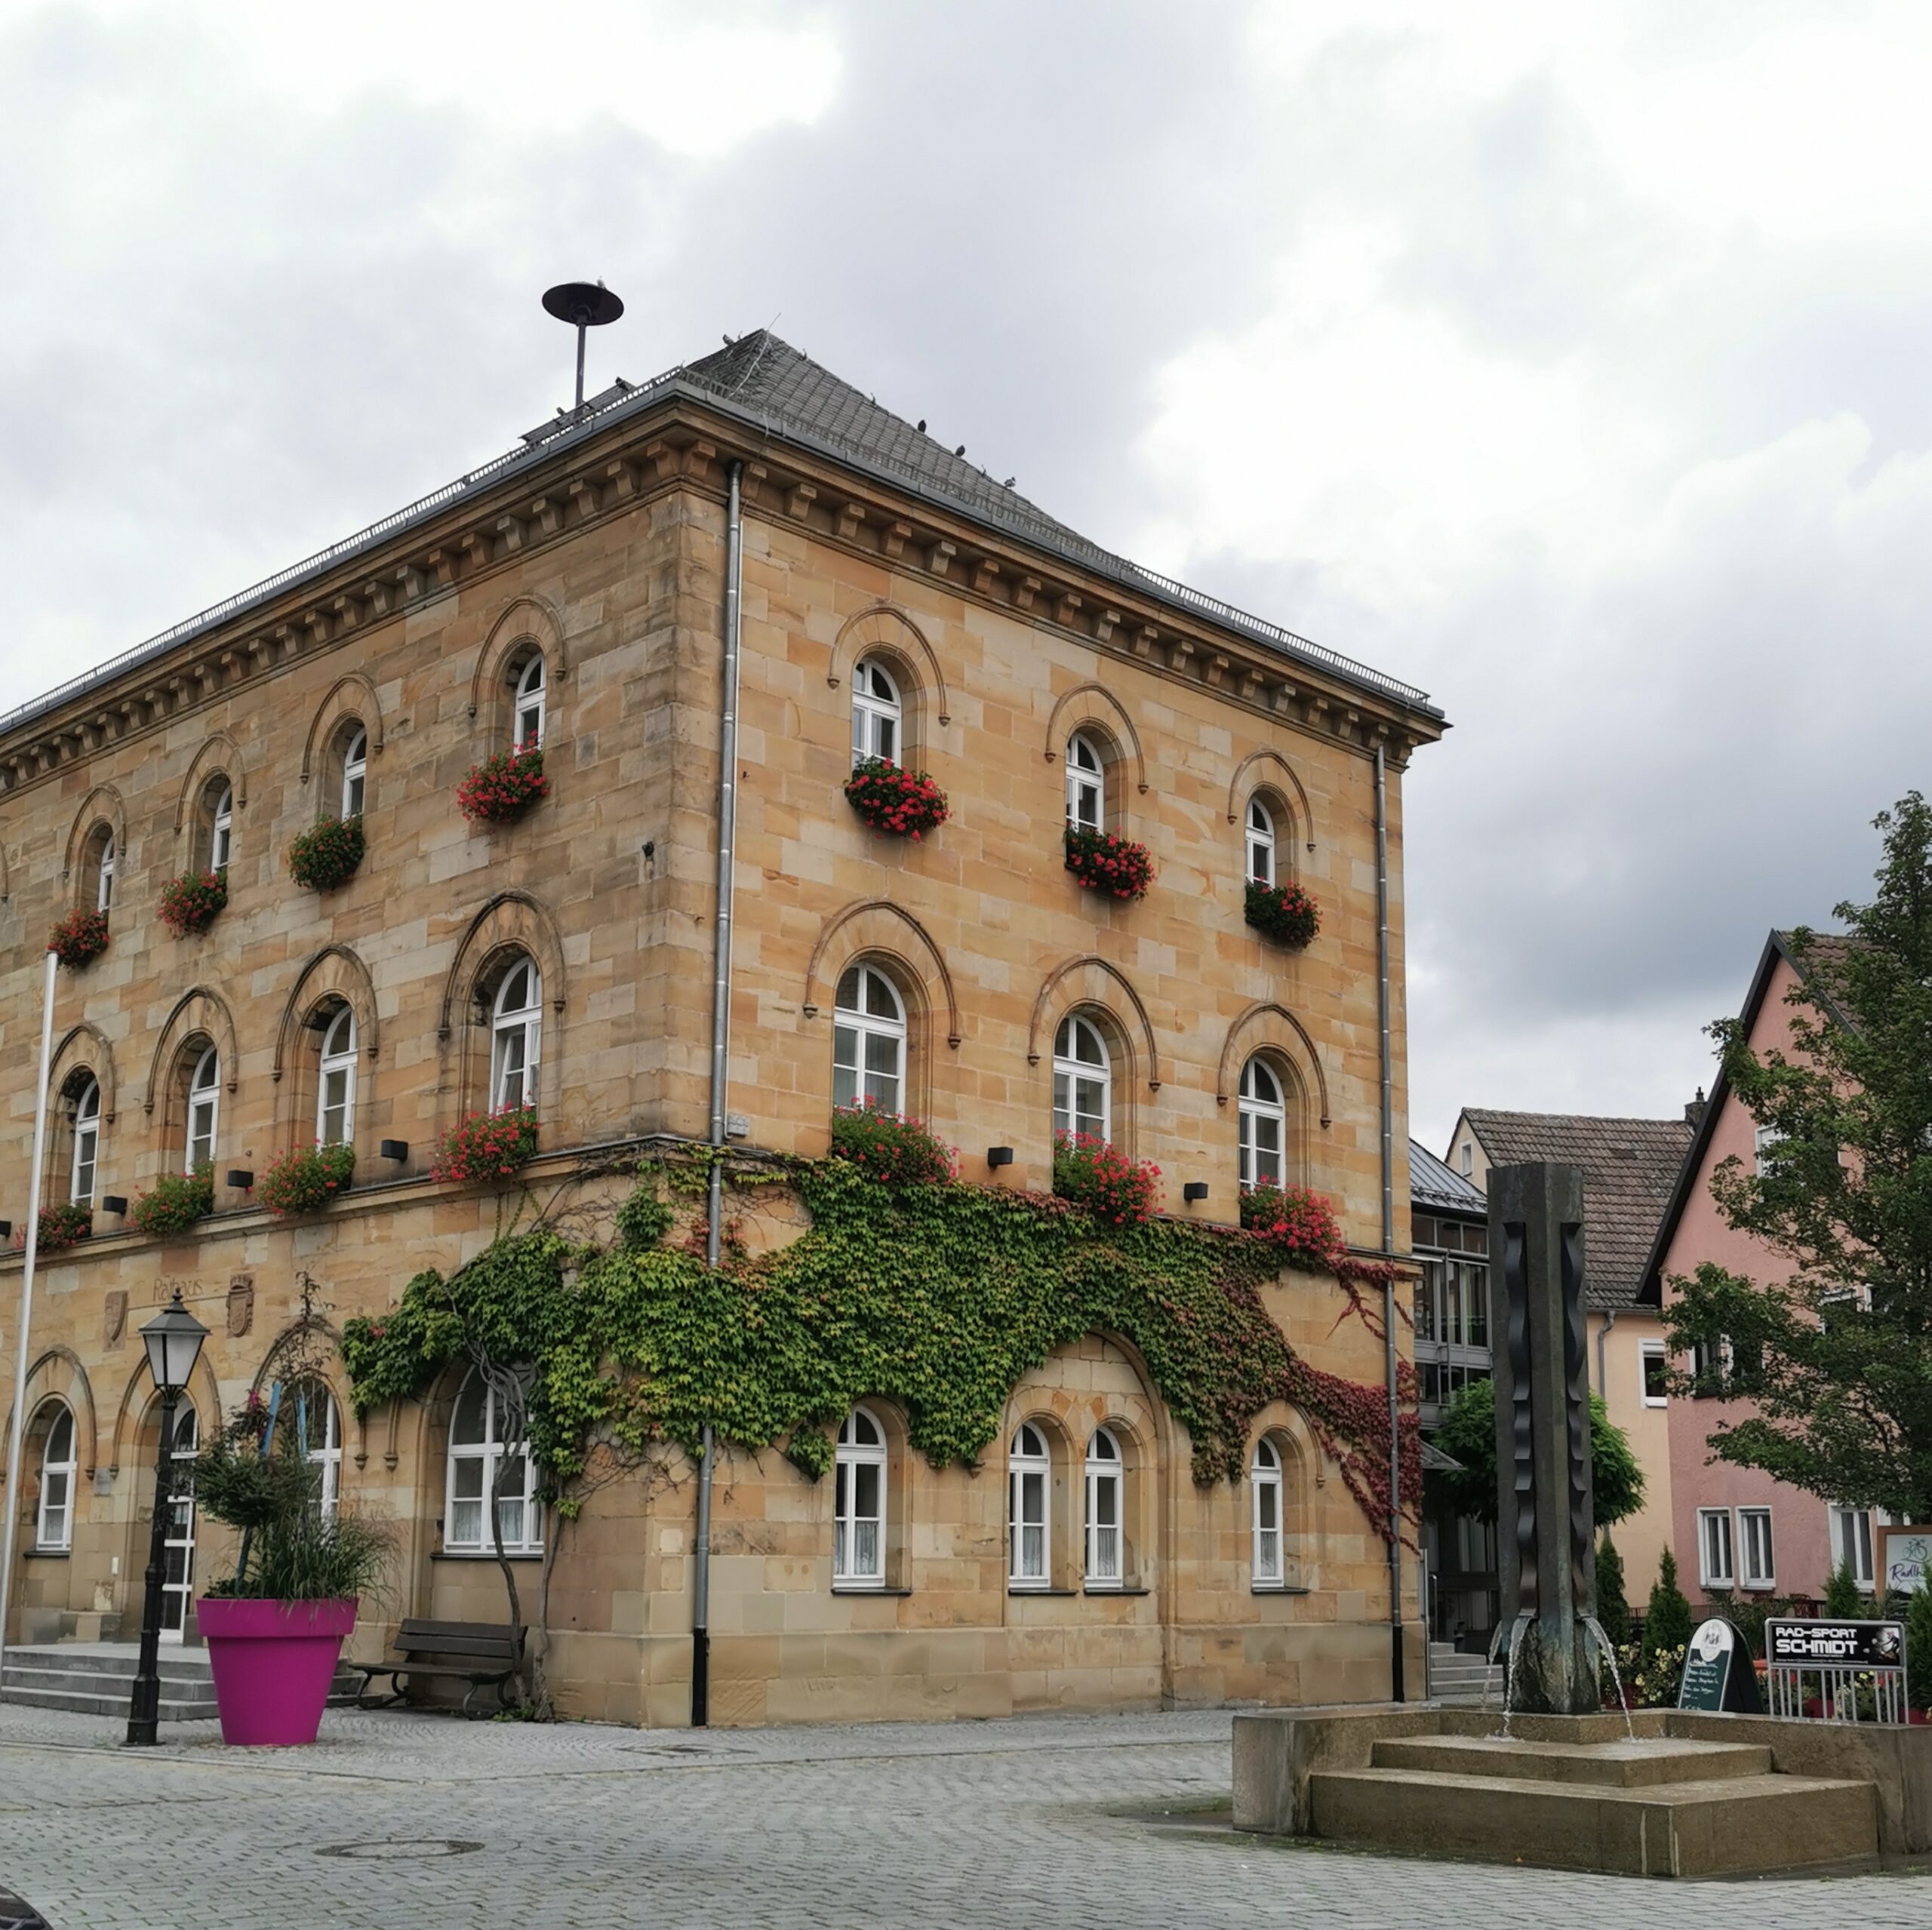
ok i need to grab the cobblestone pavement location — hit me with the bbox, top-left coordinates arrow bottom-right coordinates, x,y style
0,1701 -> 1924,1928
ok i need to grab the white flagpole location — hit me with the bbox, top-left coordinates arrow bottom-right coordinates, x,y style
0,948 -> 60,1683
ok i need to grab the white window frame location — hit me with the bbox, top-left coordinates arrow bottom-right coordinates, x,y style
35,1405 -> 75,1552
1458,1141 -> 1474,1177
1008,1422 -> 1051,1589
1251,1438 -> 1284,1588
1754,1124 -> 1782,1178
341,727 -> 367,818
317,1007 -> 356,1146
186,1046 -> 219,1173
1238,1056 -> 1286,1190
161,1404 -> 198,1640
1084,1427 -> 1123,1588
1697,1506 -> 1735,1589
290,1381 -> 341,1517
1738,1507 -> 1774,1591
832,963 -> 906,1116
850,658 -> 901,768
1829,1503 -> 1878,1591
1246,798 -> 1275,886
445,1372 -> 540,1554
94,832 -> 115,913
1052,1014 -> 1111,1145
1639,1341 -> 1668,1408
209,782 -> 232,873
833,1406 -> 887,1587
512,656 -> 546,752
70,1075 -> 100,1206
490,960 -> 542,1113
1064,731 -> 1104,831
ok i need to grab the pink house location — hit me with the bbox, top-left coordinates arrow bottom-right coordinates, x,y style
1638,931 -> 1883,1612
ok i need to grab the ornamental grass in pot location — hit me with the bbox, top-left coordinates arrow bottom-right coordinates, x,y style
189,1406 -> 392,1746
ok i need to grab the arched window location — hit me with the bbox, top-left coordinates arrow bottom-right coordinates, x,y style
850,659 -> 901,767
340,726 -> 368,819
832,963 -> 906,1115
446,1371 -> 540,1554
66,1074 -> 102,1206
1065,730 -> 1104,830
93,831 -> 116,913
1247,798 -> 1276,886
186,1046 -> 219,1172
205,780 -> 234,873
316,1007 -> 357,1146
36,1405 -> 75,1552
512,656 -> 546,752
491,960 -> 542,1112
288,1379 -> 342,1517
1052,1014 -> 1111,1144
1251,1438 -> 1284,1586
1084,1428 -> 1122,1586
1238,1057 -> 1287,1191
1008,1422 -> 1051,1587
833,1406 -> 886,1586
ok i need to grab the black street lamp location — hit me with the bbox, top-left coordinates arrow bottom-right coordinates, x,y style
126,1289 -> 208,1747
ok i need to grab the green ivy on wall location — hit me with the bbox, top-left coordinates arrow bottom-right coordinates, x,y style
340,1157 -> 1421,1539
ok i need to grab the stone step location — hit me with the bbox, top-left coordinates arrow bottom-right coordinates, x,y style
2,1645 -> 217,1721
0,1681 -> 215,1720
1373,1735 -> 1774,1788
1,1645 -> 211,1683
1309,1766 -> 1878,1877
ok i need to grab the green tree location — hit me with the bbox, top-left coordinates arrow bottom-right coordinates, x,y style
1595,1534 -> 1631,1647
1422,1378 -> 1644,1527
1644,1547 -> 1694,1655
1663,795 -> 1932,1518
1907,1587 -> 1932,1711
1823,1560 -> 1864,1618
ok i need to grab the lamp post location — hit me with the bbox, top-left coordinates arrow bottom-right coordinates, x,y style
126,1290 -> 208,1747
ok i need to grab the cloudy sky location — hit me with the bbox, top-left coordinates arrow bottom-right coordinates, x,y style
6,0 -> 1927,1148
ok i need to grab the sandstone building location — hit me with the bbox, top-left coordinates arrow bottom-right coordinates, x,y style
0,332 -> 1444,1726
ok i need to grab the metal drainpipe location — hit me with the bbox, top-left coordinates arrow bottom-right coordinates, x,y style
1375,744 -> 1404,1703
692,459 -> 743,1728
1596,1308 -> 1616,1399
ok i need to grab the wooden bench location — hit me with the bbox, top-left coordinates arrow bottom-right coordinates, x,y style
352,1619 -> 525,1717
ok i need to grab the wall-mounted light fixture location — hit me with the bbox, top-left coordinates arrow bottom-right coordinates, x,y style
379,1140 -> 409,1163
986,1146 -> 1015,1169
1183,1182 -> 1209,1203
100,1197 -> 128,1216
226,1170 -> 254,1192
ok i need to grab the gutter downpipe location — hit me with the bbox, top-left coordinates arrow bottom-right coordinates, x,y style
692,459 -> 743,1728
1596,1309 -> 1616,1399
1375,745 -> 1404,1703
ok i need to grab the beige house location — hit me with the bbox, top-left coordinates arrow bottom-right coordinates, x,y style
0,332 -> 1444,1727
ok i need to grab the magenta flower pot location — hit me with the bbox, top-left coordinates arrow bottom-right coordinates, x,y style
197,1597 -> 357,1746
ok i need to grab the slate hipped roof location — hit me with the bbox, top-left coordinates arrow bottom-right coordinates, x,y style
1459,1110 -> 1694,1312
1408,1139 -> 1485,1218
0,329 -> 1439,742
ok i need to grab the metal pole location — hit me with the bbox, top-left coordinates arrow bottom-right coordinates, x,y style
1375,745 -> 1404,1703
574,321 -> 588,412
0,949 -> 58,1680
692,459 -> 744,1728
125,1382 -> 178,1747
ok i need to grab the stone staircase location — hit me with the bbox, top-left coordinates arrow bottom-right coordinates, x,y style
1427,1641 -> 1503,1706
0,1642 -> 217,1722
1309,1732 -> 1879,1877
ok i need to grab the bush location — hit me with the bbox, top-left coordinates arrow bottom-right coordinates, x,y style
828,1102 -> 956,1186
1595,1534 -> 1630,1648
1617,1640 -> 1686,1707
1244,879 -> 1321,948
48,908 -> 109,970
457,746 -> 549,824
287,814 -> 365,891
844,758 -> 949,839
12,1202 -> 92,1255
260,1142 -> 355,1216
158,870 -> 227,936
1823,1559 -> 1865,1618
1052,1132 -> 1161,1226
1063,825 -> 1154,900
131,1166 -> 214,1239
1644,1547 -> 1695,1657
432,1107 -> 538,1185
1239,1182 -> 1344,1272
1908,1587 -> 1932,1711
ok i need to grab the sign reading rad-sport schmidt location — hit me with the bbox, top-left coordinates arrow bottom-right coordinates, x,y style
1767,1620 -> 1905,1668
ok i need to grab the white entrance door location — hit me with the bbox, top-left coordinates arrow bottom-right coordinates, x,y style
160,1405 -> 198,1641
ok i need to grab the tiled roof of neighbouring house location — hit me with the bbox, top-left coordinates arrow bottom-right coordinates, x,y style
1409,1138 -> 1485,1217
1460,1109 -> 1694,1311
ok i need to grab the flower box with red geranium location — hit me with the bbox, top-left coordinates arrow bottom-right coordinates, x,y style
457,747 -> 549,825
48,909 -> 109,970
13,1202 -> 92,1254
1240,1182 -> 1344,1273
288,814 -> 365,892
844,758 -> 949,840
1063,826 -> 1154,901
158,871 -> 227,937
1245,880 -> 1321,949
431,1107 -> 538,1186
1052,1131 -> 1161,1227
829,1102 -> 957,1186
260,1142 -> 355,1216
132,1166 -> 214,1240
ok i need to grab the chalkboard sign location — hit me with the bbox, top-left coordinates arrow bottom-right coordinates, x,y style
1766,1619 -> 1904,1668
1678,1618 -> 1762,1713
